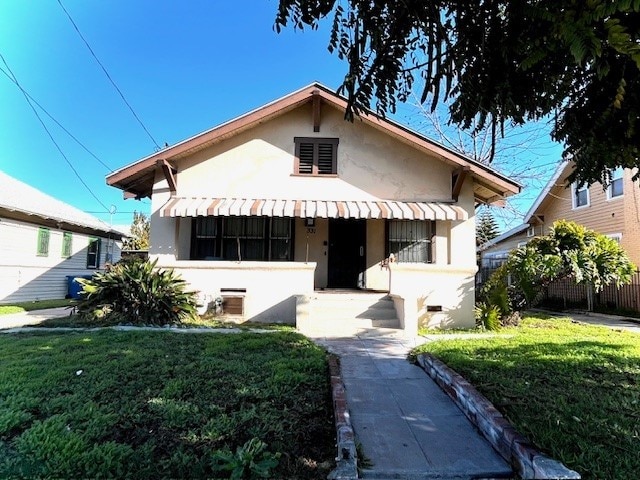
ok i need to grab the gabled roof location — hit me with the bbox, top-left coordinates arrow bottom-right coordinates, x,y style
479,160 -> 569,251
478,223 -> 529,251
0,170 -> 124,237
107,82 -> 520,202
523,160 -> 570,222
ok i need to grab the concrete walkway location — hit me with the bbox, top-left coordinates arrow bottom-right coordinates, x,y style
317,335 -> 512,480
0,307 -> 70,329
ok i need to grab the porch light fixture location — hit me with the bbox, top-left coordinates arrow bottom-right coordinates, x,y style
304,218 -> 315,227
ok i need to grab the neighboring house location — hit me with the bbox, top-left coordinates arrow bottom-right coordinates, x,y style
480,160 -> 640,270
0,171 -> 125,303
106,83 -> 519,329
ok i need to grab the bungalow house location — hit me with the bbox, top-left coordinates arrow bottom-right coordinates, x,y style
479,160 -> 640,271
0,170 -> 125,303
106,83 -> 519,331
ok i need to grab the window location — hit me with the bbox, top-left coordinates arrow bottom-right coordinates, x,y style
527,226 -> 535,237
191,216 -> 293,261
606,233 -> 622,244
192,217 -> 219,260
387,220 -> 434,263
607,167 -> 624,199
87,237 -> 101,268
294,137 -> 338,175
62,232 -> 72,257
517,241 -> 527,248
572,183 -> 589,208
37,227 -> 50,256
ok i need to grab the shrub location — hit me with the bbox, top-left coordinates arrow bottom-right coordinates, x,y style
77,259 -> 197,325
211,437 -> 280,479
474,303 -> 501,331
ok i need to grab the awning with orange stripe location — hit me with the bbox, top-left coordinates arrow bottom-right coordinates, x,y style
159,197 -> 467,221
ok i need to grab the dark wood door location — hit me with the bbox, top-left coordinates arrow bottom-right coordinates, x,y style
328,219 -> 366,288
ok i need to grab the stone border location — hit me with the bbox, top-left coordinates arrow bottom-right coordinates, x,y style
416,353 -> 580,480
327,355 -> 358,480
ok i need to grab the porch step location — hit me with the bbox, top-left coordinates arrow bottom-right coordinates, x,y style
309,292 -> 400,329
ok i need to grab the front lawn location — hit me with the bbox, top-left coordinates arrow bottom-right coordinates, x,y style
0,299 -> 75,315
412,316 -> 640,480
0,330 -> 334,479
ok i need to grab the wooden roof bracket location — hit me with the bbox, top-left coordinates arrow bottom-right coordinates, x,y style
452,166 -> 470,201
312,89 -> 321,132
157,159 -> 177,194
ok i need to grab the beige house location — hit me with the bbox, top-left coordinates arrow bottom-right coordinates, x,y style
0,171 -> 125,303
107,83 -> 519,331
480,160 -> 640,268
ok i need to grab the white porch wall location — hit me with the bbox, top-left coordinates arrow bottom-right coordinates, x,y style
157,260 -> 315,323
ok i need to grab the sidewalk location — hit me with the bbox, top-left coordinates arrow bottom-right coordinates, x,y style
533,308 -> 640,333
317,335 -> 512,480
0,307 -> 70,329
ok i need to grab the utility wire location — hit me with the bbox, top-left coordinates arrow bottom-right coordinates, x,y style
0,52 -> 111,213
0,66 -> 114,172
56,0 -> 161,150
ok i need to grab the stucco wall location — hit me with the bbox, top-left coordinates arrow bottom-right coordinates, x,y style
158,260 -> 315,323
389,264 -> 477,329
172,104 -> 454,202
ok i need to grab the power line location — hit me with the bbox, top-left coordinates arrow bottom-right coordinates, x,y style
0,52 -> 111,213
56,0 -> 161,150
0,66 -> 114,172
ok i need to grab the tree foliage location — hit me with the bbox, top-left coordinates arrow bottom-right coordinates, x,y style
123,211 -> 149,251
476,207 -> 500,247
275,1 -> 640,186
479,220 -> 636,322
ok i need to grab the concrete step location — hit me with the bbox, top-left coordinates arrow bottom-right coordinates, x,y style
312,307 -> 398,321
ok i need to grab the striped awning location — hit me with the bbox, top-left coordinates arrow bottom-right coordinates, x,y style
160,197 -> 467,221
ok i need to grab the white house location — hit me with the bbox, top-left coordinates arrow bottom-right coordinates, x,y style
0,171 -> 125,303
107,83 -> 519,331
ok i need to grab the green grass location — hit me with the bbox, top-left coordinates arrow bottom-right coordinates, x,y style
33,313 -> 296,331
0,330 -> 334,479
0,299 -> 75,315
412,315 -> 640,480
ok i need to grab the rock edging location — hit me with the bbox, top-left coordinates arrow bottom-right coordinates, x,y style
327,355 -> 358,480
416,353 -> 580,480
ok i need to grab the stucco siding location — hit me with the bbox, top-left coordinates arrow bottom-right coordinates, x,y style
175,105 -> 454,202
0,217 -> 121,302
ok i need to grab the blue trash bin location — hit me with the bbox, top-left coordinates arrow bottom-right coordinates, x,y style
66,275 -> 92,299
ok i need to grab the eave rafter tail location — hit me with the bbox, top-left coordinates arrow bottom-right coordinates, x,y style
452,166 -> 470,202
157,159 -> 177,194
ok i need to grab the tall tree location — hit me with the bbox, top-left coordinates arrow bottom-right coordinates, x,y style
476,207 -> 500,247
123,211 -> 150,251
275,1 -> 640,187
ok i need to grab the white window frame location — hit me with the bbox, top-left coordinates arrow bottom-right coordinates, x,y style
606,167 -> 624,200
517,241 -> 527,248
606,233 -> 622,244
526,226 -> 535,237
572,182 -> 590,209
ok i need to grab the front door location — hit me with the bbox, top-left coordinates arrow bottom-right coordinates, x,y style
328,219 -> 366,288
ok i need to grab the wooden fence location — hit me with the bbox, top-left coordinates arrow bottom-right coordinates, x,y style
476,268 -> 640,315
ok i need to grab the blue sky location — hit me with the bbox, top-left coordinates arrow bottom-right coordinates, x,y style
0,0 -> 562,232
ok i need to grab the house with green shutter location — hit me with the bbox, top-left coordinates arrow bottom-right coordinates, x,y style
0,170 -> 126,303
